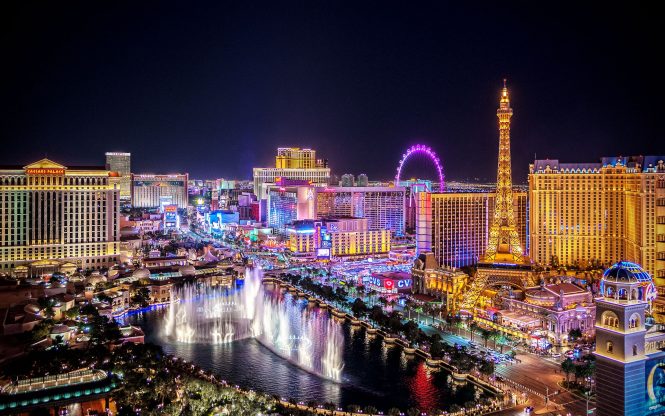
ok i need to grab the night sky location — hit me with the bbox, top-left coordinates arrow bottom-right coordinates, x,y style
2,2 -> 663,183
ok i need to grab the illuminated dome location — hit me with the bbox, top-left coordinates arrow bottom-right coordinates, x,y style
178,265 -> 196,277
602,261 -> 652,284
600,261 -> 656,302
86,274 -> 107,286
132,268 -> 150,279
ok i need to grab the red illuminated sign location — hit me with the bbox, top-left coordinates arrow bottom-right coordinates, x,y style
26,168 -> 65,175
384,279 -> 394,290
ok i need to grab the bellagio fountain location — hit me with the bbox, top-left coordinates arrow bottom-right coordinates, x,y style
162,267 -> 344,381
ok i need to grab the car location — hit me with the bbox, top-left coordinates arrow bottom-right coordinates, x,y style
551,353 -> 562,358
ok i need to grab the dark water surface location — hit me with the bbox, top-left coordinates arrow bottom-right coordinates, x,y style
126,292 -> 483,412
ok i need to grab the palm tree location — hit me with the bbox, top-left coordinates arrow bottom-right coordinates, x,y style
480,328 -> 492,348
495,334 -> 509,353
468,321 -> 478,341
561,358 -> 576,385
454,316 -> 464,336
490,329 -> 501,349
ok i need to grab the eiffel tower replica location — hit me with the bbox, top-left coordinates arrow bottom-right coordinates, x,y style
459,80 -> 536,314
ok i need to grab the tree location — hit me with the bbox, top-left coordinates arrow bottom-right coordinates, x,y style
406,407 -> 421,416
64,306 -> 80,319
132,286 -> 151,308
89,315 -> 122,345
403,320 -> 419,340
80,303 -> 100,317
449,404 -> 462,413
37,297 -> 55,318
561,358 -> 576,385
490,329 -> 501,349
430,340 -> 444,358
97,292 -> 112,304
480,328 -> 492,348
30,320 -> 54,343
495,334 -> 509,353
479,360 -> 495,376
351,298 -> 367,317
568,328 -> 583,342
387,408 -> 402,416
468,320 -> 478,341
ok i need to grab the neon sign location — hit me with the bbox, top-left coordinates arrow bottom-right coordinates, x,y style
26,168 -> 65,175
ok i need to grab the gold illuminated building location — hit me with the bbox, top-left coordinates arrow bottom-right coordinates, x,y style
275,147 -> 320,169
0,159 -> 120,275
253,147 -> 330,199
529,156 -> 665,282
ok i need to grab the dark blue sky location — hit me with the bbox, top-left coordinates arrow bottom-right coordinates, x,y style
1,2 -> 663,182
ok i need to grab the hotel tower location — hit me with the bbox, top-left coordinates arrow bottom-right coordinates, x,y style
529,156 -> 665,282
0,159 -> 120,275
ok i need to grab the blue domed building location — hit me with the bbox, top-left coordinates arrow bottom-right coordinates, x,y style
594,261 -> 665,416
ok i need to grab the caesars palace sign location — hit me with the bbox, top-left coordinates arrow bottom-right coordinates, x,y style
26,168 -> 66,175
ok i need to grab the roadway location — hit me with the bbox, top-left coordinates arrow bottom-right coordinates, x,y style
434,327 -> 595,416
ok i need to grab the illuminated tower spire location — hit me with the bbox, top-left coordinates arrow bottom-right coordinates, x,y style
485,79 -> 524,263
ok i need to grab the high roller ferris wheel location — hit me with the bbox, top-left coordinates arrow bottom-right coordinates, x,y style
394,144 -> 445,192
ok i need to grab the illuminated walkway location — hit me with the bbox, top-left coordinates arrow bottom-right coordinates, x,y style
0,369 -> 116,413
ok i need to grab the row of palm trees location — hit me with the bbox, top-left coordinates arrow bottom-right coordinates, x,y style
440,316 -> 514,352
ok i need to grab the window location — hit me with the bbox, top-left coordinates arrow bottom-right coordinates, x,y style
633,345 -> 638,356
607,341 -> 613,353
602,311 -> 620,328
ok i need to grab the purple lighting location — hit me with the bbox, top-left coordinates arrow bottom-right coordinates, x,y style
395,144 -> 445,191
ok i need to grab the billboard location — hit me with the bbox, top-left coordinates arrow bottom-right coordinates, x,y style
646,356 -> 665,416
369,273 -> 412,293
316,248 -> 331,259
164,204 -> 179,230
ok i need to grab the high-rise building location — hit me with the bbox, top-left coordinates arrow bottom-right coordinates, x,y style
287,218 -> 391,258
340,174 -> 355,187
400,179 -> 434,232
253,147 -> 330,199
593,262 -> 659,416
0,158 -> 120,274
415,191 -> 528,268
266,184 -> 317,231
275,147 -> 322,169
105,152 -> 131,200
131,173 -> 189,209
529,156 -> 665,281
316,186 -> 406,235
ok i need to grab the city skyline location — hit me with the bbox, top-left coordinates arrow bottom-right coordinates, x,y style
2,2 -> 663,182
1,4 -> 665,415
